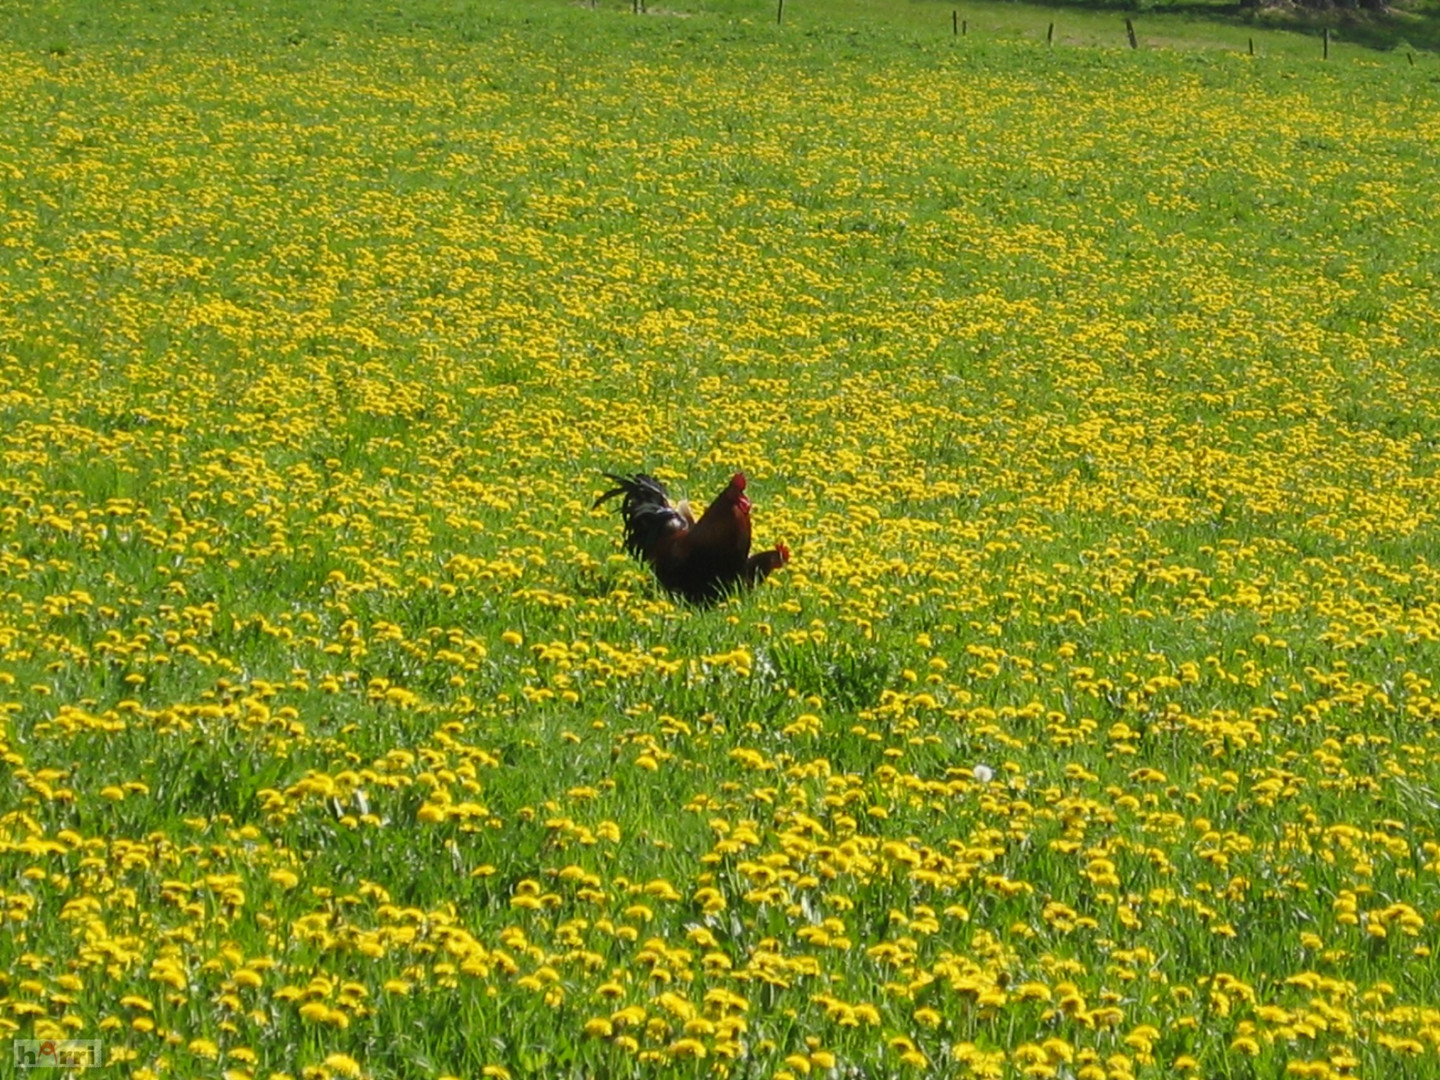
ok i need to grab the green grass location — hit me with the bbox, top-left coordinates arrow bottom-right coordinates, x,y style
2,0 -> 1440,1078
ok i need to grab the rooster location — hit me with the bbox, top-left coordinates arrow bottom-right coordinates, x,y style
594,472 -> 790,604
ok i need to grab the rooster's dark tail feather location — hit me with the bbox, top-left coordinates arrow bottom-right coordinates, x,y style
593,473 -> 692,563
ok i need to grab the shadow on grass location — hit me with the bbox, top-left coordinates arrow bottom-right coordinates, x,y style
1310,7 -> 1440,49
973,0 -> 1440,50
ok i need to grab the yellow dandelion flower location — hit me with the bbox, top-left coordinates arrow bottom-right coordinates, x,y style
322,1054 -> 363,1078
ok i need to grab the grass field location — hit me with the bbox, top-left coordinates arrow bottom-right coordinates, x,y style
3,0 -> 1440,1077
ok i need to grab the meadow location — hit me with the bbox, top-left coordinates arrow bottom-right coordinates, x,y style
2,0 -> 1440,1076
